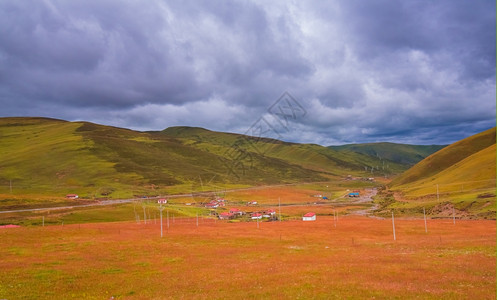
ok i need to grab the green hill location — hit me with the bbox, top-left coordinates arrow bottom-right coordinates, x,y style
0,118 -> 409,200
161,126 -> 408,176
378,127 -> 496,219
391,127 -> 496,187
330,143 -> 446,166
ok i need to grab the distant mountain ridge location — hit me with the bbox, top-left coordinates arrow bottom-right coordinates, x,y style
329,143 -> 447,166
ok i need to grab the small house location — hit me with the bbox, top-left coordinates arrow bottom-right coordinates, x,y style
218,212 -> 234,220
303,212 -> 316,221
157,198 -> 167,204
66,194 -> 79,199
263,209 -> 276,218
251,213 -> 262,220
229,208 -> 243,216
205,202 -> 219,208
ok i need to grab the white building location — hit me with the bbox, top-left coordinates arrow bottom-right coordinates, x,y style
302,212 -> 316,221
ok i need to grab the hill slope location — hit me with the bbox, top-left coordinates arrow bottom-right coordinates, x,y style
391,127 -> 496,187
330,143 -> 446,166
379,127 -> 496,219
0,118 -> 409,199
161,126 -> 408,176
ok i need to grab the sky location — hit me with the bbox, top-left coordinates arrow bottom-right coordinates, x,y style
0,0 -> 495,145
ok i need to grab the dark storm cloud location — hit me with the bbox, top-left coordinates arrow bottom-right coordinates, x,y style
0,0 -> 494,145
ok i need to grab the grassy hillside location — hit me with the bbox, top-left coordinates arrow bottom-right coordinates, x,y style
330,143 -> 446,165
1,118 -> 411,202
375,127 -> 496,219
0,117 -> 133,197
391,127 -> 496,186
161,126 -> 408,176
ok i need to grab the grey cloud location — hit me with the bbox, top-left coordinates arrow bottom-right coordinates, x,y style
0,0 -> 494,145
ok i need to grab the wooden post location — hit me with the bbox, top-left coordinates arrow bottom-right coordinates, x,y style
423,207 -> 427,233
392,211 -> 396,241
436,184 -> 439,202
453,206 -> 456,225
143,205 -> 147,225
160,204 -> 163,238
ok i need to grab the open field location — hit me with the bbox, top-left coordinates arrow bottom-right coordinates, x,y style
0,180 -> 379,225
0,216 -> 495,299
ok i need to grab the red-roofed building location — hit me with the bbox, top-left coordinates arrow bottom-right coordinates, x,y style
66,194 -> 79,199
205,202 -> 219,208
229,208 -> 243,216
157,198 -> 167,204
251,213 -> 262,220
262,209 -> 276,218
218,212 -> 234,220
303,212 -> 316,221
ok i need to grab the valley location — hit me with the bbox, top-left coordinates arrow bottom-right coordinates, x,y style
0,117 -> 495,299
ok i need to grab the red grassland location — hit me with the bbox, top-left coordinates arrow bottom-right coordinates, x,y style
0,216 -> 495,299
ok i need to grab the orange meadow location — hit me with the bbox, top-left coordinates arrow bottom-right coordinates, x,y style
0,216 -> 495,299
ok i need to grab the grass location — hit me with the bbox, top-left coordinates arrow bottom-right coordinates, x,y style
391,127 -> 495,186
1,118 -> 403,205
0,216 -> 494,299
0,179 -> 383,228
377,128 -> 496,218
331,142 -> 447,165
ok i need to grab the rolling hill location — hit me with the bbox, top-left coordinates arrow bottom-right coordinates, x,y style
391,127 -> 496,187
330,143 -> 446,166
0,117 -> 408,199
380,127 -> 496,218
161,126 -> 409,175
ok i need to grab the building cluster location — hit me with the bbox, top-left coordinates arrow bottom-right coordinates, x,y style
347,190 -> 361,197
217,208 -> 277,221
204,198 -> 226,209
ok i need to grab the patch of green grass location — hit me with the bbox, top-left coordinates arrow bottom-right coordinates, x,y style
101,268 -> 124,274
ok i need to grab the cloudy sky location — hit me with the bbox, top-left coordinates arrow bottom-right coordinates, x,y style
0,0 -> 495,145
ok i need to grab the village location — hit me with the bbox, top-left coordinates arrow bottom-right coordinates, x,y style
64,189 -> 364,223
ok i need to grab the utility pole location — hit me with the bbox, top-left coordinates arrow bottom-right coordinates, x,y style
160,203 -> 163,238
278,197 -> 281,222
334,210 -> 337,228
9,180 -> 12,193
392,211 -> 396,241
436,184 -> 439,202
423,207 -> 427,233
158,199 -> 168,237
143,205 -> 147,224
